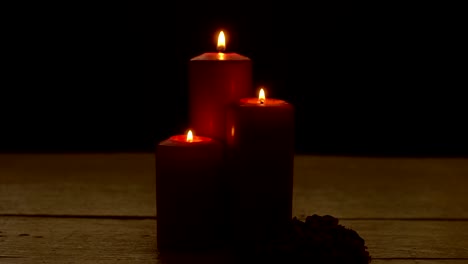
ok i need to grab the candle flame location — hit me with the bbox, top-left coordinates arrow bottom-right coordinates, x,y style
217,31 -> 226,52
186,130 -> 193,142
258,88 -> 266,104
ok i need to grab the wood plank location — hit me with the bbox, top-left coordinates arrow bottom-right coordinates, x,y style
0,153 -> 156,216
294,156 -> 468,218
1,154 -> 468,218
1,217 -> 468,263
339,220 -> 468,259
0,217 -> 157,263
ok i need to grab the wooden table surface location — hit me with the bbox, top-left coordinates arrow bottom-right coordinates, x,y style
0,153 -> 467,263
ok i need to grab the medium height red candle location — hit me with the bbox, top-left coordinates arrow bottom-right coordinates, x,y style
226,88 -> 295,246
156,130 -> 223,250
189,31 -> 252,142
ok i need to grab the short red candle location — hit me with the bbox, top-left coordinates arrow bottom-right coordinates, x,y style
189,31 -> 252,142
155,131 -> 223,250
226,89 -> 294,245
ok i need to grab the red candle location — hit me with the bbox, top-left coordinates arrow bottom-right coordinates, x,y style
226,88 -> 294,245
156,130 -> 223,250
189,31 -> 252,142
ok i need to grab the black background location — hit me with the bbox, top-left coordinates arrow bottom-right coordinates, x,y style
1,2 -> 466,156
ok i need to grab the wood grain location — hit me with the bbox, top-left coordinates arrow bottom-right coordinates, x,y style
1,154 -> 467,219
294,156 -> 468,219
1,217 -> 467,263
1,153 -> 467,262
339,220 -> 468,259
0,153 -> 156,216
0,217 -> 156,263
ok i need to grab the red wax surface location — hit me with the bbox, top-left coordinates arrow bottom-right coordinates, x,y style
191,52 -> 250,61
226,97 -> 294,244
239,97 -> 288,106
169,134 -> 212,143
189,52 -> 252,142
156,136 -> 223,250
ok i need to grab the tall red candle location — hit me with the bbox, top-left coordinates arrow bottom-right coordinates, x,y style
189,31 -> 252,142
156,130 -> 223,250
226,88 -> 294,245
